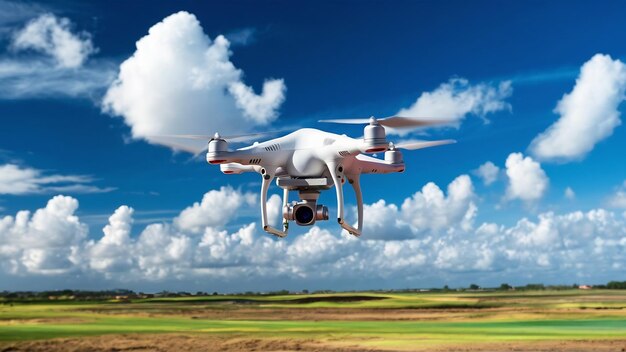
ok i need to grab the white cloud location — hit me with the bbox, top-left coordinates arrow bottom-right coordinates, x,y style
530,54 -> 626,162
0,59 -> 116,99
228,79 -> 285,124
402,175 -> 477,233
395,78 -> 512,131
359,200 -> 413,240
135,223 -> 192,279
505,152 -> 548,202
474,161 -> 500,186
87,206 -> 134,273
0,195 -> 87,274
359,175 -> 476,239
0,13 -> 116,99
610,192 -> 626,208
0,163 -> 114,195
608,181 -> 626,209
3,183 -> 626,290
174,186 -> 255,234
510,214 -> 559,247
101,11 -> 286,151
11,13 -> 95,68
565,187 -> 575,200
266,194 -> 282,227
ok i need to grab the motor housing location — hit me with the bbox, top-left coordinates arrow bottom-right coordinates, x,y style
207,137 -> 228,164
363,123 -> 387,153
384,149 -> 403,164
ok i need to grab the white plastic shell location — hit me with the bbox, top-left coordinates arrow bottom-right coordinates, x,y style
208,139 -> 228,154
363,124 -> 387,151
384,149 -> 403,164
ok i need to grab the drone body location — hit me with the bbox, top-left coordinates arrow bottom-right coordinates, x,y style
196,116 -> 454,238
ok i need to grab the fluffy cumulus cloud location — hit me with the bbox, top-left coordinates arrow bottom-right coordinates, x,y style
505,152 -> 549,202
86,206 -> 134,273
357,175 -> 476,240
400,175 -> 476,233
530,54 -> 626,162
266,194 -> 283,227
359,200 -> 413,240
501,209 -> 626,271
0,13 -> 115,99
174,186 -> 255,233
102,11 -> 286,151
395,78 -> 512,131
474,161 -> 500,186
3,181 -> 626,290
0,163 -> 114,195
0,195 -> 87,274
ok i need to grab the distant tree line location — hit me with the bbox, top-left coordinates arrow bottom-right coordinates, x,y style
2,281 -> 626,302
0,289 -> 136,301
596,281 -> 626,289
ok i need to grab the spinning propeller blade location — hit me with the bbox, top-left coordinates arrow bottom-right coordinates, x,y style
393,139 -> 456,150
154,130 -> 286,142
148,137 -> 208,155
319,116 -> 454,128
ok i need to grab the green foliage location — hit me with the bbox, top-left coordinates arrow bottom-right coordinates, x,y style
607,281 -> 626,289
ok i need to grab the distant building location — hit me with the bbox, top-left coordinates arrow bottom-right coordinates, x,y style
578,285 -> 592,290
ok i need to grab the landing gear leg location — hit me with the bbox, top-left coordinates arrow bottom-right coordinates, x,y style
327,162 -> 361,237
260,168 -> 288,238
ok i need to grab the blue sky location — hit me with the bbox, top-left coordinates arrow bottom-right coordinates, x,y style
1,0 -> 626,292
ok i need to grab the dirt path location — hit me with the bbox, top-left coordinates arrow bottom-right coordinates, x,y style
0,334 -> 377,352
2,334 -> 626,352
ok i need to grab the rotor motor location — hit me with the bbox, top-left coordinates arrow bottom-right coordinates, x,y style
384,148 -> 403,164
363,123 -> 388,153
207,134 -> 228,164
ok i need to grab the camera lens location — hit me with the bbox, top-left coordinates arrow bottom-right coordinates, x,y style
295,205 -> 314,224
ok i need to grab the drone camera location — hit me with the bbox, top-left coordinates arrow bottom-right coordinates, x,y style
284,200 -> 329,226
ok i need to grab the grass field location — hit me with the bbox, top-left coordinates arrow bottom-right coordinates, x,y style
1,290 -> 626,351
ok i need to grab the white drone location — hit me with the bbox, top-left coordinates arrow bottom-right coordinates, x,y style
170,116 -> 454,237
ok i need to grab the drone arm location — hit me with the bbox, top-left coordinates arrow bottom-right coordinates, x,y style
355,154 -> 405,174
260,168 -> 288,238
327,162 -> 361,237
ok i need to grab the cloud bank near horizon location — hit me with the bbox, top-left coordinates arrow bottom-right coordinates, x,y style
2,176 -> 626,291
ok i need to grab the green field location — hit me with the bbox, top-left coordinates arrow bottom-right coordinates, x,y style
2,290 -> 626,351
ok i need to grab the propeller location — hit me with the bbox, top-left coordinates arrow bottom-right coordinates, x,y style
157,130 -> 286,143
319,116 -> 454,128
391,139 -> 456,150
149,130 -> 287,155
147,137 -> 208,155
